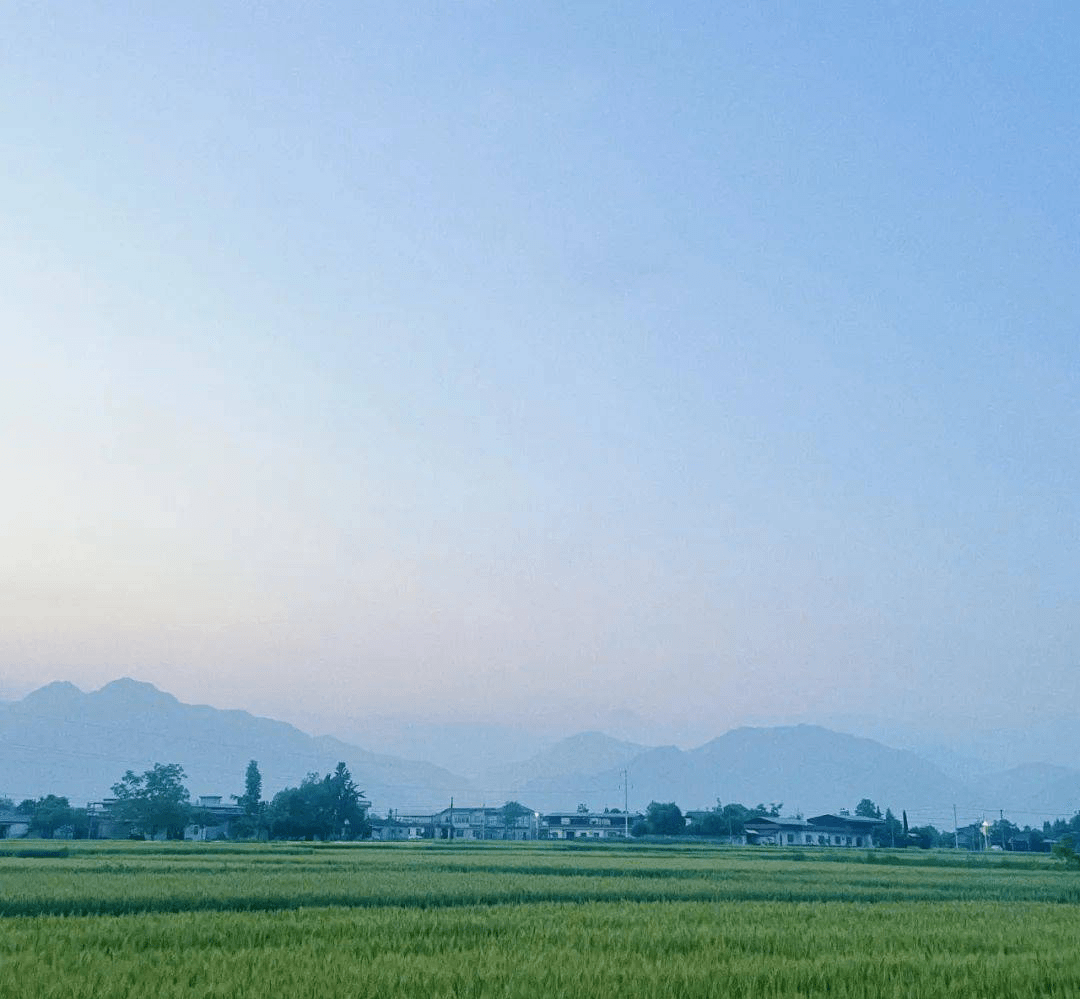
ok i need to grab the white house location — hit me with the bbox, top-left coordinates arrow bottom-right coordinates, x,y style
744,813 -> 882,848
540,811 -> 641,840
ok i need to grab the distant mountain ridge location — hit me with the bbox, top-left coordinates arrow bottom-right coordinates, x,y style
0,678 -> 471,812
1,679 -> 1077,829
460,725 -> 1080,828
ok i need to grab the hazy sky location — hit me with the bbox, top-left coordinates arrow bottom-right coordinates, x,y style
2,4 -> 1077,748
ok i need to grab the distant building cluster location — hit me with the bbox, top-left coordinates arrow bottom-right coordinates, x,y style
81,795 -> 246,841
369,807 -> 642,842
3,793 -> 1066,853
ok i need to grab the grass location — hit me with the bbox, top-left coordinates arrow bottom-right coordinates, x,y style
3,841 -> 1078,997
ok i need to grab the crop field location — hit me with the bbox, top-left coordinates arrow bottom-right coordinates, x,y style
3,842 -> 1079,998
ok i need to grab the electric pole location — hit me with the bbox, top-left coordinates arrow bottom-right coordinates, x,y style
953,804 -> 959,850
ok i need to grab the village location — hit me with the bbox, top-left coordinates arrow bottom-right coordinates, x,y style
3,768 -> 1069,852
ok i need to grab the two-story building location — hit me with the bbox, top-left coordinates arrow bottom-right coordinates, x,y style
186,795 -> 245,841
540,811 -> 641,840
431,805 -> 538,840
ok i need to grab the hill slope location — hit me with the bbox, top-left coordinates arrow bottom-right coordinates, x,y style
0,678 -> 472,811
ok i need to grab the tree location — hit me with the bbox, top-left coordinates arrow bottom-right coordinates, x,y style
685,800 -> 769,839
855,798 -> 882,820
501,801 -> 532,838
237,760 -> 262,815
687,809 -> 728,837
266,763 -> 369,841
0,796 -> 14,811
267,774 -> 330,840
644,801 -> 685,836
577,803 -> 590,814
231,760 -> 265,839
988,816 -> 1020,851
25,795 -> 75,838
878,808 -> 904,848
326,762 -> 368,839
1053,835 -> 1080,869
111,763 -> 191,839
908,824 -> 941,849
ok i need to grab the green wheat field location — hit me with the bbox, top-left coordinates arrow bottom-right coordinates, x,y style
3,841 -> 1079,998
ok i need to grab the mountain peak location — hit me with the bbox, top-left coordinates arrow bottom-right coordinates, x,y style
94,677 -> 179,706
1,677 -> 469,808
20,680 -> 83,707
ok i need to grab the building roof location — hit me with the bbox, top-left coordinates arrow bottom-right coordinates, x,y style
745,813 -> 885,832
744,816 -> 810,830
808,814 -> 884,828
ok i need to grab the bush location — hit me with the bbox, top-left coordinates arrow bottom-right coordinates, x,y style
1053,836 -> 1079,869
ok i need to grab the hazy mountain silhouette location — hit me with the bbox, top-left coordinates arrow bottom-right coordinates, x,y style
2,680 -> 1077,828
604,726 -> 969,821
467,726 -> 1080,826
473,731 -> 648,811
0,678 -> 473,811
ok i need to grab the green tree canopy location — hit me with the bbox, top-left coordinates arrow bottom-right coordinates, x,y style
25,795 -> 75,838
855,798 -> 882,819
237,760 -> 262,816
230,760 -> 265,839
266,763 -> 369,841
686,801 -> 781,838
644,801 -> 685,836
111,763 -> 191,839
877,808 -> 905,847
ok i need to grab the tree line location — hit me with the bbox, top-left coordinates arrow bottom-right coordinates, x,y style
632,796 -> 1078,852
1,759 -> 370,841
5,775 -> 1078,853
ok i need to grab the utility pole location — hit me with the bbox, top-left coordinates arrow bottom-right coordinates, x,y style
953,804 -> 959,850
1000,809 -> 1006,851
449,797 -> 453,842
622,769 -> 629,839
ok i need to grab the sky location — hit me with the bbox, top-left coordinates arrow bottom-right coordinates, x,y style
1,3 -> 1078,752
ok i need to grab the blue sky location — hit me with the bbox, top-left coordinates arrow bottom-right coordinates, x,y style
1,3 -> 1077,748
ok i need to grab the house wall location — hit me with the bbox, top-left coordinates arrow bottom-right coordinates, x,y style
748,824 -> 876,848
540,813 -> 636,840
0,818 -> 30,839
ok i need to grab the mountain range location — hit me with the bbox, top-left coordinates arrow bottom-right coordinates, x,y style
1,678 -> 1077,830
